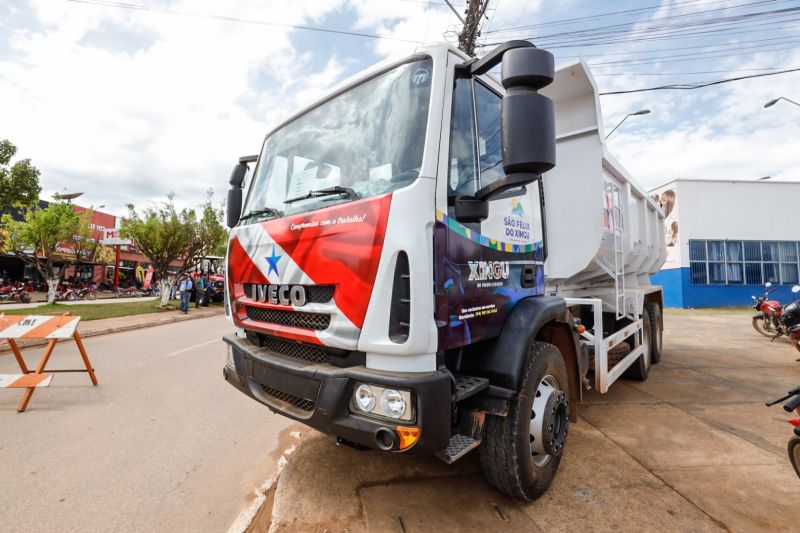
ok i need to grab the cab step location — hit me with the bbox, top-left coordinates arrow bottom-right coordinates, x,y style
454,374 -> 489,402
436,434 -> 480,464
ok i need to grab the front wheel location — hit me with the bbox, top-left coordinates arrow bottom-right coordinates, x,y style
480,341 -> 569,501
86,291 -> 97,300
788,437 -> 800,478
752,314 -> 775,337
20,292 -> 31,303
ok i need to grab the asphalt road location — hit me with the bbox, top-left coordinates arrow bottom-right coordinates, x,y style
0,315 -> 294,533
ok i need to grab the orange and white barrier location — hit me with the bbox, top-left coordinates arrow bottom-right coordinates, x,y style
0,312 -> 97,412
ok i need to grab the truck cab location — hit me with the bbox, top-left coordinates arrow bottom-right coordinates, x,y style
222,41 -> 664,501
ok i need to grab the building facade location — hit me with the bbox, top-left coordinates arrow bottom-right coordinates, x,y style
650,179 -> 800,308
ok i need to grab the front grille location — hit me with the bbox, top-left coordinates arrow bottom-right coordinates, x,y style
245,305 -> 331,330
243,283 -> 334,303
260,385 -> 315,412
261,335 -> 329,368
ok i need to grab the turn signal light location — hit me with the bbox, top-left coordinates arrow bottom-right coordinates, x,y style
576,324 -> 586,334
396,426 -> 421,450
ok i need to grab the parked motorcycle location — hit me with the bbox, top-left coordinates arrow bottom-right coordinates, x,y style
77,288 -> 97,300
752,282 -> 788,338
0,286 -> 31,304
55,288 -> 78,302
780,286 -> 800,354
766,385 -> 800,478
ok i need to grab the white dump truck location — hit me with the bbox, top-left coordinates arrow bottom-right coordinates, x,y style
221,40 -> 666,501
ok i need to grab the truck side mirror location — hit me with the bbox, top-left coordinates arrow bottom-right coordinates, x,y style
226,157 -> 256,228
501,47 -> 555,176
453,195 -> 489,224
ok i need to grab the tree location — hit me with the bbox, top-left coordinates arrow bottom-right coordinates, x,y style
182,190 -> 228,273
121,193 -> 227,307
121,196 -> 192,307
0,203 -> 96,304
0,139 -> 42,219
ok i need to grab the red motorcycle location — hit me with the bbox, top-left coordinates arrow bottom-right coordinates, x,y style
752,282 -> 788,338
766,385 -> 800,478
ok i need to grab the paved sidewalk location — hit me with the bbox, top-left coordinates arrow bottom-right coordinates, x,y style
0,306 -> 223,353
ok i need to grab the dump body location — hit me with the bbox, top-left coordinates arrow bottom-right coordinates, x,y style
541,60 -> 666,291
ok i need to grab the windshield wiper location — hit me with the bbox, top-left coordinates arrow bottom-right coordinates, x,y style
284,186 -> 359,204
240,207 -> 283,221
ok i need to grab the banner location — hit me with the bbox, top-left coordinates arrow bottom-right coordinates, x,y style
100,228 -> 132,246
143,266 -> 154,289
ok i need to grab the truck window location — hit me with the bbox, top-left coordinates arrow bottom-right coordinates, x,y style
447,78 -> 504,197
448,77 -> 478,196
243,58 -> 433,219
474,82 -> 503,187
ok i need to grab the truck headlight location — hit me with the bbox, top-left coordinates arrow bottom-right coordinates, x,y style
381,389 -> 407,418
355,384 -> 376,412
351,383 -> 413,422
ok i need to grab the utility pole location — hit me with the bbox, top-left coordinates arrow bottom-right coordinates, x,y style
445,0 -> 491,57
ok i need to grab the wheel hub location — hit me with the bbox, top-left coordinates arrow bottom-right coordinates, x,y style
530,376 -> 569,465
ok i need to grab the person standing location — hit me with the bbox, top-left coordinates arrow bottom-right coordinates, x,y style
195,273 -> 206,308
178,275 -> 191,314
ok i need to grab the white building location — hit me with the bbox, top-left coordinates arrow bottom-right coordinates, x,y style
650,178 -> 800,307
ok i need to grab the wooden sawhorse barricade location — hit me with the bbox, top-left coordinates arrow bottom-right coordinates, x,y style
0,313 -> 98,412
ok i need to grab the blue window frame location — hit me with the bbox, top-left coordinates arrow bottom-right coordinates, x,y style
688,239 -> 800,285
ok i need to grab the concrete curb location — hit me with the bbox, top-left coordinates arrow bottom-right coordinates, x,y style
0,307 -> 224,353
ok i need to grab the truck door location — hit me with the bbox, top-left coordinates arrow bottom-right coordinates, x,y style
434,67 -> 545,351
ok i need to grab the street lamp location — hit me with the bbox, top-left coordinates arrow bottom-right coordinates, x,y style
764,97 -> 800,109
606,109 -> 651,139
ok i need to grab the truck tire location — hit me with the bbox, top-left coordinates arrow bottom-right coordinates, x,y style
623,311 -> 651,381
479,341 -> 569,501
644,302 -> 662,364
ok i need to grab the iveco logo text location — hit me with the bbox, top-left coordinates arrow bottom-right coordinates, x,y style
468,261 -> 510,281
253,284 -> 307,307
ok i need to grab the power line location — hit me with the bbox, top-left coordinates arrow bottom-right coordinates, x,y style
481,2 -> 799,47
66,0 -> 424,43
599,66 -> 800,94
591,65 -> 800,76
555,33 -> 797,58
488,0 -> 712,34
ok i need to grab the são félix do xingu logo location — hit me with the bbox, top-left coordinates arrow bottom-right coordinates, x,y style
504,198 -> 531,241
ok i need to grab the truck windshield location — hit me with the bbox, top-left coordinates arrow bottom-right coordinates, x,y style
242,58 -> 433,220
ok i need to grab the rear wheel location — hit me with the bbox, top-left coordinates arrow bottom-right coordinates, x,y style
788,437 -> 800,478
752,315 -> 775,337
66,292 -> 77,302
644,302 -> 663,364
623,312 -> 651,381
480,341 -> 569,501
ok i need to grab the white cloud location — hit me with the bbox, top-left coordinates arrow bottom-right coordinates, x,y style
1,0 -> 797,218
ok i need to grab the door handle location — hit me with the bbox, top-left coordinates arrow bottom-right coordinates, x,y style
521,265 -> 537,288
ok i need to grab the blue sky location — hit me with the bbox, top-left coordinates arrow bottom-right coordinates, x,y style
1,0 -> 799,215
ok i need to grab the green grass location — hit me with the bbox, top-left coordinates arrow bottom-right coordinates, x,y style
0,300 -> 174,321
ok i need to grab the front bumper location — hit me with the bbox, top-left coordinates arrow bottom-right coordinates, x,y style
222,334 -> 452,453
